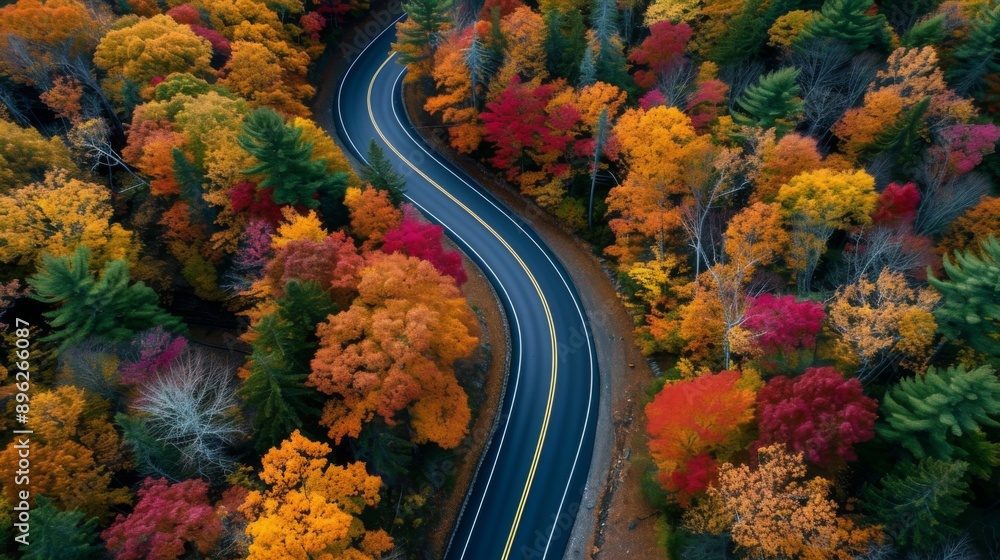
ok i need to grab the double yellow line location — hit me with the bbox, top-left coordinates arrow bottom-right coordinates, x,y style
366,52 -> 559,559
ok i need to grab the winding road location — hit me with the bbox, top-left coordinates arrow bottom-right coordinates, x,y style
334,16 -> 601,560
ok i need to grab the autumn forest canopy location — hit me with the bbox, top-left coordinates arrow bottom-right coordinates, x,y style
398,0 -> 1000,557
0,0 -> 999,556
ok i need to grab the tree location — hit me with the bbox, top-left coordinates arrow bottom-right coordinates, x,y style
927,124 -> 1000,179
710,444 -> 881,560
800,0 -> 890,53
382,208 -> 468,285
308,253 -> 479,448
862,458 -> 970,552
393,0 -> 451,82
425,28 -> 485,153
28,247 -> 184,353
643,0 -> 700,25
946,4 -> 1000,97
359,139 -> 406,204
240,431 -> 393,560
828,268 -> 939,380
128,348 -> 244,480
239,108 -> 349,210
119,327 -> 189,386
775,168 -> 878,292
260,230 -> 364,309
241,280 -> 335,453
755,367 -> 877,468
877,365 -> 1000,475
102,478 -> 223,560
0,0 -> 101,87
0,119 -> 77,193
737,294 -> 825,363
344,186 -> 403,247
753,133 -> 825,203
220,41 -> 312,116
928,237 -> 1000,358
872,182 -> 921,227
628,21 -> 691,90
0,172 -> 138,271
22,497 -> 102,560
589,0 -> 630,90
605,105 -> 710,265
543,9 -> 586,83
732,67 -> 804,136
645,370 -> 756,501
94,15 -> 213,104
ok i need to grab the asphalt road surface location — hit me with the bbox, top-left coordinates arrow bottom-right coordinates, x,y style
334,17 -> 601,560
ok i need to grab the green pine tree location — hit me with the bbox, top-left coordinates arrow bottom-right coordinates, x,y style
172,147 -> 216,227
877,365 -> 1000,474
901,14 -> 946,48
801,0 -> 892,53
241,280 -> 335,453
116,413 -> 186,480
732,67 -> 804,136
396,0 -> 452,68
928,236 -> 1000,359
710,0 -> 796,67
862,458 -> 970,552
946,4 -> 1000,97
544,9 -> 587,84
589,0 -> 631,92
28,247 -> 185,353
360,139 -> 406,204
238,108 -> 349,210
352,419 -> 417,488
866,96 -> 930,174
21,497 -> 102,560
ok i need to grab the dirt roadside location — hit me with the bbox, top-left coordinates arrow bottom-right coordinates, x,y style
399,88 -> 661,559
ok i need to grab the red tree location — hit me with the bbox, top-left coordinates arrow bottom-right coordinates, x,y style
872,182 -> 920,227
645,370 -> 755,502
119,327 -> 189,386
230,182 -> 285,227
263,231 -> 364,306
629,21 -> 692,90
754,367 -> 877,468
742,294 -> 825,359
929,123 -> 1000,178
480,76 -> 553,181
382,207 -> 467,285
102,478 -> 223,560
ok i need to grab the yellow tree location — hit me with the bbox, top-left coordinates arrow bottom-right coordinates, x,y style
0,119 -> 77,193
0,0 -> 101,88
94,15 -> 213,103
775,168 -> 878,292
0,172 -> 138,271
606,105 -> 712,266
240,430 -> 393,560
425,28 -> 485,154
828,268 -> 940,381
708,444 -> 882,559
309,253 -> 479,448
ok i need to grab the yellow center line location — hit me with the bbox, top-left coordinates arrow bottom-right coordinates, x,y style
366,51 -> 558,559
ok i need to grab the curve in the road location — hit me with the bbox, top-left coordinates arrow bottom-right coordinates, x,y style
335,17 -> 599,560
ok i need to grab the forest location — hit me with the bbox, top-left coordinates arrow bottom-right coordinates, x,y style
395,0 -> 1000,557
0,0 -> 489,556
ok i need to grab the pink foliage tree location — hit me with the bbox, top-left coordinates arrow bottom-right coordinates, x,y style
264,231 -> 364,306
102,478 -> 223,560
165,4 -> 200,24
754,367 -> 878,468
382,207 -> 468,285
229,182 -> 284,227
119,327 -> 188,386
929,123 -> 1000,178
742,294 -> 825,359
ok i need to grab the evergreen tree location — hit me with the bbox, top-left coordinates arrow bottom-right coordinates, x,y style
239,108 -> 349,210
360,139 -> 406,204
710,0 -> 795,67
465,27 -> 489,109
946,4 -> 1000,97
589,0 -> 631,91
901,14 -> 946,48
241,280 -> 335,453
578,43 -> 597,87
172,147 -> 216,227
928,236 -> 1000,358
28,247 -> 185,353
351,419 -> 417,488
866,96 -> 931,174
589,108 -> 609,230
862,459 -> 970,552
395,0 -> 452,70
544,10 -> 587,83
801,0 -> 891,53
877,365 -> 1000,475
732,67 -> 804,136
21,497 -> 102,560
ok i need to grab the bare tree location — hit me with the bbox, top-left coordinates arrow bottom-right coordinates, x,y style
793,41 -> 879,140
66,118 -> 148,192
837,225 -> 935,285
134,348 -> 245,480
915,170 -> 990,237
60,338 -> 126,410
